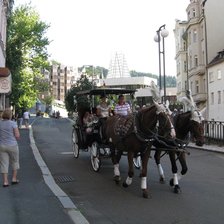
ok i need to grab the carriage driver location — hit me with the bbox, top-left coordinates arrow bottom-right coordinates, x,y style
114,94 -> 131,116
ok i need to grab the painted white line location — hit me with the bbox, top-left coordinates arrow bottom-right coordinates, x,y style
29,121 -> 89,224
60,152 -> 74,155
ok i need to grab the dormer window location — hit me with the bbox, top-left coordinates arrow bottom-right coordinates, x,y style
193,9 -> 196,17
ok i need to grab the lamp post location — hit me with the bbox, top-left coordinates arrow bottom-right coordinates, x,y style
154,24 -> 169,103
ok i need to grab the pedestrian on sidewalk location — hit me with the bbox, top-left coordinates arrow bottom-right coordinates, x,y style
23,109 -> 30,129
17,109 -> 23,129
0,109 -> 20,187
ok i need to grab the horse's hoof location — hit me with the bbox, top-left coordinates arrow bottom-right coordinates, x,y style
159,177 -> 166,184
122,182 -> 128,188
169,178 -> 174,187
142,190 -> 151,199
113,175 -> 121,184
174,185 -> 181,194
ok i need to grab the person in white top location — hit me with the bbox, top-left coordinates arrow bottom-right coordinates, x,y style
23,110 -> 30,129
96,95 -> 111,118
0,109 -> 20,187
114,94 -> 131,116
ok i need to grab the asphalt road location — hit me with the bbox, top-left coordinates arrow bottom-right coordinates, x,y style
32,117 -> 224,224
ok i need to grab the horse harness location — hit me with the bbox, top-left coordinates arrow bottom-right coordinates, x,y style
112,107 -> 187,154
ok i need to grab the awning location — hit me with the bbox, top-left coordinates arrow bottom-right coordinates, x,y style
0,67 -> 10,77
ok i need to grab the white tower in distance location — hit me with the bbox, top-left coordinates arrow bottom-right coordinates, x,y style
107,52 -> 130,78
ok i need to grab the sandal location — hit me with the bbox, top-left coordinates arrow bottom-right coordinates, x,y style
3,184 -> 9,187
11,180 -> 19,185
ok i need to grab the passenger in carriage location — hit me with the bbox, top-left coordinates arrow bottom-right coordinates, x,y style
96,94 -> 112,143
96,94 -> 112,118
83,111 -> 97,132
82,111 -> 95,147
114,94 -> 131,116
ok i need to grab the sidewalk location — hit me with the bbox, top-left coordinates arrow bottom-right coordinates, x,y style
188,142 -> 224,154
0,126 -> 88,224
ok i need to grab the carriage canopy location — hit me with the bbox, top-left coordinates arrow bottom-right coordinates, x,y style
75,88 -> 136,97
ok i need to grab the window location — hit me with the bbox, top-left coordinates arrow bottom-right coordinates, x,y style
193,9 -> 196,17
195,80 -> 199,93
202,51 -> 205,65
201,25 -> 204,40
185,81 -> 187,90
209,71 -> 214,83
194,55 -> 198,67
183,42 -> 186,51
184,61 -> 187,72
223,91 -> 224,104
188,32 -> 191,45
190,81 -> 193,93
189,55 -> 192,69
188,11 -> 190,19
211,92 -> 214,105
218,91 -> 221,104
193,30 -> 197,42
178,82 -> 181,92
217,69 -> 222,80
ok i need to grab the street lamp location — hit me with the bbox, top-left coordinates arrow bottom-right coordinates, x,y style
154,24 -> 169,103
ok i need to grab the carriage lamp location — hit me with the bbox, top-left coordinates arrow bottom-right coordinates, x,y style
154,24 -> 169,103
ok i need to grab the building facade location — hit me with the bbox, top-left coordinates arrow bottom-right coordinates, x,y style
174,0 -> 224,120
207,50 -> 224,121
0,0 -> 11,111
50,65 -> 78,102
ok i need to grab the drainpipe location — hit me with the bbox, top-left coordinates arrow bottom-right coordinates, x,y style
203,2 -> 209,120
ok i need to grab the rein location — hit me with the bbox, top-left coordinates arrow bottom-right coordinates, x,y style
133,108 -> 188,152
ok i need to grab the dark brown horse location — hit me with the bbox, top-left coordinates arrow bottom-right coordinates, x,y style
104,102 -> 176,198
154,109 -> 205,193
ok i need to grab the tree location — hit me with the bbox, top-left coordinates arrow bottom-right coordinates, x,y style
65,75 -> 93,113
6,4 -> 50,110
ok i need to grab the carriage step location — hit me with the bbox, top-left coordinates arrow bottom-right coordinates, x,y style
54,175 -> 75,183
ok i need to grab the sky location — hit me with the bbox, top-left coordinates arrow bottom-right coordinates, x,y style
15,0 -> 189,76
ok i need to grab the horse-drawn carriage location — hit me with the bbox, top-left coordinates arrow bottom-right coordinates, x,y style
71,85 -> 205,198
72,88 -> 136,172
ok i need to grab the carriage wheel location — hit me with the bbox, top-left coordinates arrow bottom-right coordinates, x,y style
72,128 -> 79,158
90,141 -> 101,172
133,155 -> 142,169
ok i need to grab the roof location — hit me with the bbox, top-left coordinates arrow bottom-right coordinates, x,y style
76,88 -> 136,96
208,49 -> 224,67
0,67 -> 10,77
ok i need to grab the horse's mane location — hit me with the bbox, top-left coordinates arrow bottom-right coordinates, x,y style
136,105 -> 157,133
175,111 -> 191,125
139,104 -> 155,113
174,111 -> 192,138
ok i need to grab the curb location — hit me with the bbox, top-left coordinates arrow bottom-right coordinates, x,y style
29,119 -> 89,224
187,143 -> 224,154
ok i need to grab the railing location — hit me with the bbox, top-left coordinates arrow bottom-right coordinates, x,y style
203,120 -> 224,146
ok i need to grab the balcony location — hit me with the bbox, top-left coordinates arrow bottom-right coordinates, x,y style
192,92 -> 207,103
189,65 -> 206,77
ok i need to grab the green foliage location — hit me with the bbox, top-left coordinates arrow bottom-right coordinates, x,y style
130,70 -> 158,80
65,75 -> 93,113
6,4 -> 50,110
51,60 -> 61,66
130,70 -> 176,87
79,66 -> 108,79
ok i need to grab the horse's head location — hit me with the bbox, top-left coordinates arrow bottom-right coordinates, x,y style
154,102 -> 176,139
189,110 -> 205,146
176,110 -> 205,146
